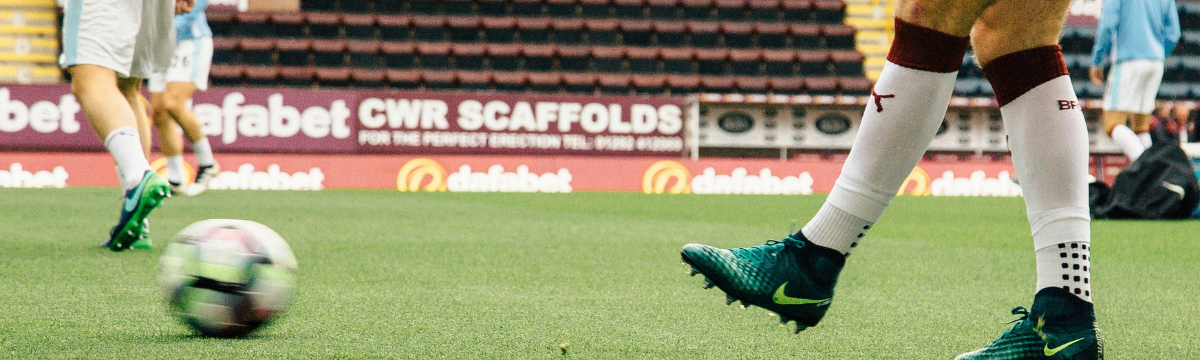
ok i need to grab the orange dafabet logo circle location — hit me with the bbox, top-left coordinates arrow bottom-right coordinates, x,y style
397,158 -> 447,192
642,160 -> 691,194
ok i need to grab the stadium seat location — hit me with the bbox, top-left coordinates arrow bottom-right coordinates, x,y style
1180,56 -> 1200,82
627,47 -> 659,73
1178,31 -> 1200,56
557,45 -> 591,71
581,0 -> 612,17
722,22 -> 754,49
519,18 -> 553,44
417,42 -> 452,69
453,43 -> 487,70
352,69 -> 387,88
622,20 -> 655,47
493,71 -> 528,91
488,44 -> 522,70
586,19 -> 620,45
239,38 -> 275,66
412,16 -> 447,42
977,79 -> 994,97
649,0 -> 679,19
748,0 -> 780,21
667,74 -> 701,93
797,50 -> 829,75
347,41 -> 380,68
700,76 -> 734,93
716,0 -> 747,21
633,74 -> 667,95
305,0 -> 336,11
822,24 -> 856,49
445,0 -> 475,15
552,18 -> 584,44
681,0 -> 714,19
735,76 -> 768,94
805,77 -> 837,95
311,40 -> 347,67
1181,2 -> 1200,30
378,15 -> 412,41
306,13 -> 342,39
661,47 -> 696,74
769,77 -> 803,94
615,0 -> 647,18
688,21 -> 720,48
1058,27 -> 1095,54
212,37 -> 239,64
829,50 -> 863,75
483,17 -> 517,43
781,0 -> 812,22
790,24 -> 821,48
276,39 -> 311,67
696,48 -> 729,75
729,49 -> 761,75
236,13 -> 270,38
208,11 -> 236,36
593,46 -> 626,72
523,44 -> 556,71
376,0 -> 405,13
478,0 -> 508,16
340,0 -> 372,12
270,13 -> 306,38
562,72 -> 598,93
838,77 -> 870,95
958,54 -> 983,79
423,70 -> 457,90
382,41 -> 416,68
598,74 -> 632,94
513,0 -> 545,16
245,66 -> 280,86
458,71 -> 493,90
343,14 -> 377,39
1158,82 -> 1190,100
409,0 -> 440,13
812,0 -> 845,23
529,72 -> 563,92
449,16 -> 482,42
387,69 -> 422,89
547,0 -> 578,17
209,65 -> 243,86
762,49 -> 794,76
654,21 -> 686,47
279,67 -> 315,87
954,78 -> 982,97
756,23 -> 788,49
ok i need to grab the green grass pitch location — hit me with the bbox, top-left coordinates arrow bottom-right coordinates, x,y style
1,188 -> 1197,359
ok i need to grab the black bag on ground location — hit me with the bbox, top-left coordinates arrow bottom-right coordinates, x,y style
1089,143 -> 1200,219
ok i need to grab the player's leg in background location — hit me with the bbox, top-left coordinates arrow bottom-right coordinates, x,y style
956,0 -> 1102,358
679,0 -> 989,333
151,90 -> 187,189
1103,110 -> 1145,160
1130,60 -> 1165,148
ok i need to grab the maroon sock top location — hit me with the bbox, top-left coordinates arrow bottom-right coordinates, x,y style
886,18 -> 971,73
981,45 -> 1069,106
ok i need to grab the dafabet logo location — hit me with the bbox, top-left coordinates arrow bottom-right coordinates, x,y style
642,161 -> 814,195
642,161 -> 691,194
898,166 -> 1021,197
397,158 -> 573,193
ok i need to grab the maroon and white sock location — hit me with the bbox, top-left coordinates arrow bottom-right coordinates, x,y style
983,46 -> 1092,302
802,19 -> 968,255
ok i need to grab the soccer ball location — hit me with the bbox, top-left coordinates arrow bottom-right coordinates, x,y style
158,219 -> 298,338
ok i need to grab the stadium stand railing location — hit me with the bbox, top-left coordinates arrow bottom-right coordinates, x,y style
0,0 -> 61,84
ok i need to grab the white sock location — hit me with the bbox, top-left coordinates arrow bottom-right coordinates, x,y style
192,138 -> 215,167
1036,242 -> 1092,302
999,76 -> 1092,302
802,61 -> 958,254
1138,132 -> 1152,148
166,155 -> 184,184
1111,125 -> 1145,161
104,127 -> 152,191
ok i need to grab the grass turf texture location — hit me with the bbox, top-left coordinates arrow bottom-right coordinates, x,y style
0,188 -> 1197,359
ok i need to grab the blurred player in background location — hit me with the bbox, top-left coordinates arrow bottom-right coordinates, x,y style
682,0 -> 1104,358
60,0 -> 194,251
1090,0 -> 1180,161
149,0 -> 220,197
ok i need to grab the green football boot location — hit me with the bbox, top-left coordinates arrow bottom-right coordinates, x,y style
130,219 -> 152,250
956,287 -> 1103,360
101,170 -> 170,252
680,233 -> 845,333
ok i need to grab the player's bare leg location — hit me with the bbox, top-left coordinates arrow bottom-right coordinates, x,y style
118,77 -> 152,157
956,0 -> 1101,358
152,81 -> 218,196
